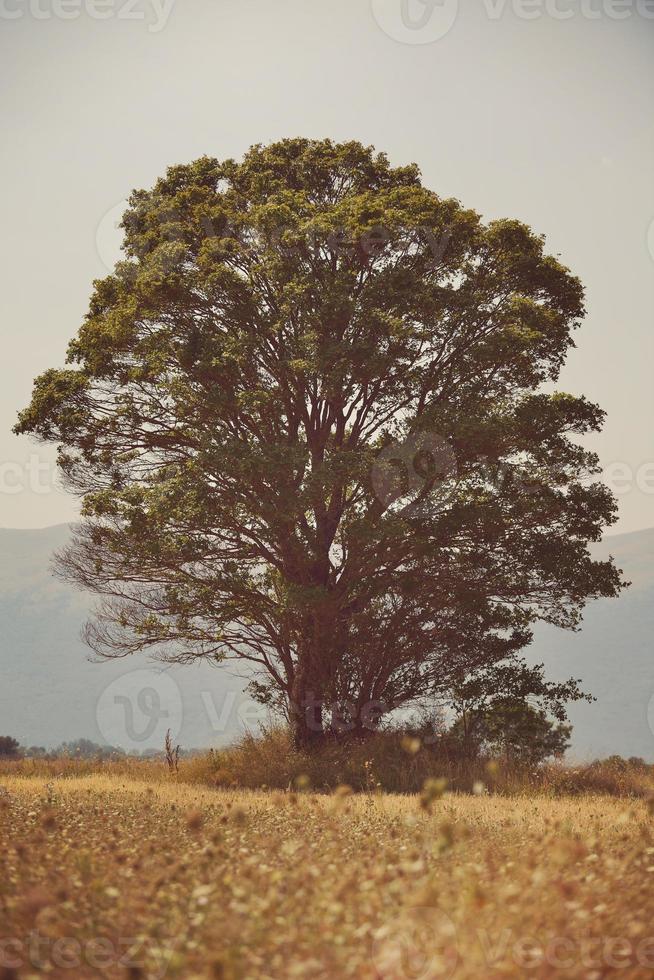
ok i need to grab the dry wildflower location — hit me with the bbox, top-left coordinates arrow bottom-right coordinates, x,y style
230,805 -> 247,825
185,808 -> 205,832
21,885 -> 53,917
2,773 -> 653,979
436,820 -> 456,853
420,777 -> 448,811
401,736 -> 421,755
39,806 -> 57,830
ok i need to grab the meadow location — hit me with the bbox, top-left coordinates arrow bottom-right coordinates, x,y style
2,772 -> 654,979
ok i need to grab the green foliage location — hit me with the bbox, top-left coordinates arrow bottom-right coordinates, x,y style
16,138 -> 625,746
182,727 -> 654,797
0,735 -> 21,758
444,659 -> 588,764
55,738 -> 125,759
450,701 -> 571,766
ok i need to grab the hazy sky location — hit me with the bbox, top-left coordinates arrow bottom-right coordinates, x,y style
1,0 -> 652,532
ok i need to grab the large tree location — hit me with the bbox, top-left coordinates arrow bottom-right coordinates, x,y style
16,139 -> 623,747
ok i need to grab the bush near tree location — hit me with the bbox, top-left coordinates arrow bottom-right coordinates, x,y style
0,736 -> 21,758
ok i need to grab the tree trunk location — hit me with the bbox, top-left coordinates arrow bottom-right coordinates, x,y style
289,670 -> 325,751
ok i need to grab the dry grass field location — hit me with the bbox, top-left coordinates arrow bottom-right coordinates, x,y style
1,776 -> 654,979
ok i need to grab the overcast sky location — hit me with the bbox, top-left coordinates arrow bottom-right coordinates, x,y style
1,0 -> 652,533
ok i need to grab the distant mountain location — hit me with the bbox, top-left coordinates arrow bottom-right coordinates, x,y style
528,527 -> 654,762
1,524 -> 653,759
0,525 -> 248,751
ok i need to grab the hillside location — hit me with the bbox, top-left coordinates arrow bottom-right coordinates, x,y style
0,525 -> 247,750
0,524 -> 652,758
529,526 -> 654,761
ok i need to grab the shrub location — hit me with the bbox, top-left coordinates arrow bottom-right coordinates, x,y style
0,736 -> 21,758
448,700 -> 571,766
1,729 -> 652,798
175,725 -> 535,794
541,756 -> 654,798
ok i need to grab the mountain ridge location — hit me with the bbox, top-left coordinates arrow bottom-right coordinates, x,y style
1,524 -> 653,759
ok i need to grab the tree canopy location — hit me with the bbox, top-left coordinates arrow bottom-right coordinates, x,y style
16,138 -> 624,746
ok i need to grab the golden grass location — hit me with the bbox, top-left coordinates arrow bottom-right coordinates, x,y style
1,775 -> 653,978
4,729 -> 654,800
